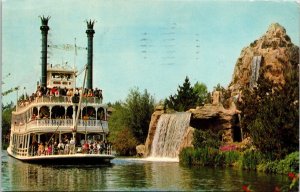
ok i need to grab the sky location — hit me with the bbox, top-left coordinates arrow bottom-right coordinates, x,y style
2,0 -> 299,105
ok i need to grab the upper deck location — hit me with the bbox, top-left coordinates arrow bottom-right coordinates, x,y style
46,64 -> 77,89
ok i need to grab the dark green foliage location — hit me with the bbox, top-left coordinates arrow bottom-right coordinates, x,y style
112,127 -> 138,156
224,151 -> 240,166
165,76 -> 198,111
239,67 -> 299,160
125,88 -> 155,143
180,147 -> 299,176
108,87 -> 155,154
213,83 -> 231,108
107,102 -> 128,143
193,82 -> 208,106
257,151 -> 299,174
192,129 -> 221,149
2,102 -> 14,148
241,149 -> 264,170
213,83 -> 225,92
180,147 -> 232,167
179,147 -> 194,166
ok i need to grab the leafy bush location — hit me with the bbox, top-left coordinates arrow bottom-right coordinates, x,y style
125,88 -> 155,143
241,149 -> 265,170
108,88 -> 155,147
2,102 -> 14,148
179,147 -> 194,166
193,129 -> 221,149
112,127 -> 138,156
180,147 -> 227,167
240,68 -> 299,160
193,81 -> 208,106
258,151 -> 299,174
224,151 -> 240,166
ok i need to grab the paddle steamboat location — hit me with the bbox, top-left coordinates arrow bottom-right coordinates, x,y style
7,16 -> 115,164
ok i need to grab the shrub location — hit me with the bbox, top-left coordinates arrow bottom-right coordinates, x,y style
240,68 -> 299,160
193,129 -> 221,149
112,127 -> 138,156
241,149 -> 264,170
224,151 -> 241,166
179,147 -> 194,166
258,151 -> 299,174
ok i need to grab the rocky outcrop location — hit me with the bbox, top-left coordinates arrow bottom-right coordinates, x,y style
144,105 -> 165,157
189,104 -> 238,143
179,126 -> 195,152
229,23 -> 299,94
144,23 -> 298,156
144,103 -> 238,157
136,144 -> 145,157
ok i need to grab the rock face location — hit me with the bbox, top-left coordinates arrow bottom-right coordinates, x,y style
144,104 -> 239,157
136,144 -> 145,157
189,104 -> 239,143
144,106 -> 165,157
179,126 -> 195,152
144,23 -> 299,156
230,23 -> 299,94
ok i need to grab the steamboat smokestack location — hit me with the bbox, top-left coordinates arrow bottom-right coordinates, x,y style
86,20 -> 95,89
40,16 -> 50,87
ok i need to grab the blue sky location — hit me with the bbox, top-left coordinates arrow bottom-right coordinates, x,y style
2,0 -> 299,104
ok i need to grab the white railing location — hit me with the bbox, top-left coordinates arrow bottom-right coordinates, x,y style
17,96 -> 103,111
13,119 -> 108,133
11,146 -> 28,157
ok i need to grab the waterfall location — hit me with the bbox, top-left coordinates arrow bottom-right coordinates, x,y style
149,112 -> 191,159
250,55 -> 262,88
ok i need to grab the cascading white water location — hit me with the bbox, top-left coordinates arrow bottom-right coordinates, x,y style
149,112 -> 191,159
250,55 -> 262,88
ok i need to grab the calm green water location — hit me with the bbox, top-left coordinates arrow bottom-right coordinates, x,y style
1,151 -> 289,191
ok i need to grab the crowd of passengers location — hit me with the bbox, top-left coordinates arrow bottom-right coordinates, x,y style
18,86 -> 103,107
29,136 -> 112,156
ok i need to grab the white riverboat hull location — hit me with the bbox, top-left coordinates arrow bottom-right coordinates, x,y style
7,147 -> 115,165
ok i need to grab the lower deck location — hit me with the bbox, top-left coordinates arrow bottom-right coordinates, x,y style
9,131 -> 112,160
7,147 -> 114,165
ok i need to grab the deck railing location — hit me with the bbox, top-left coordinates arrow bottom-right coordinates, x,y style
14,119 -> 109,133
17,96 -> 103,111
28,144 -> 113,157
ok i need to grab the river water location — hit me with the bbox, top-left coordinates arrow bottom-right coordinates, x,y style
1,151 -> 289,191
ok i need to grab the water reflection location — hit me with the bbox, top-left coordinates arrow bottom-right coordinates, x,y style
2,152 -> 289,191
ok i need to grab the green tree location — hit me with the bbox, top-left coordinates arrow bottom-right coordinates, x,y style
213,83 -> 225,92
165,76 -> 198,111
2,102 -> 14,148
112,127 -> 139,156
193,81 -> 208,106
125,88 -> 155,143
239,67 -> 299,160
108,88 -> 155,154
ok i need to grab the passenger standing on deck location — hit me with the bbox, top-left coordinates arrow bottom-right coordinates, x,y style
58,141 -> 64,155
69,138 -> 75,154
64,140 -> 70,154
38,143 -> 44,156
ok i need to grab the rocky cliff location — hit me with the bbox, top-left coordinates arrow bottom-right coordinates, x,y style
143,23 -> 299,157
189,104 -> 238,143
229,23 -> 299,94
144,106 -> 165,157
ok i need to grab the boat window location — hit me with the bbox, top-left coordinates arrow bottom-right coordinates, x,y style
82,106 -> 96,120
40,106 -> 50,119
51,106 -> 65,119
97,107 -> 105,120
66,106 -> 73,119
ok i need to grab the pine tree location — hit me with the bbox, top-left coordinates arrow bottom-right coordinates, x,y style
165,76 -> 198,111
